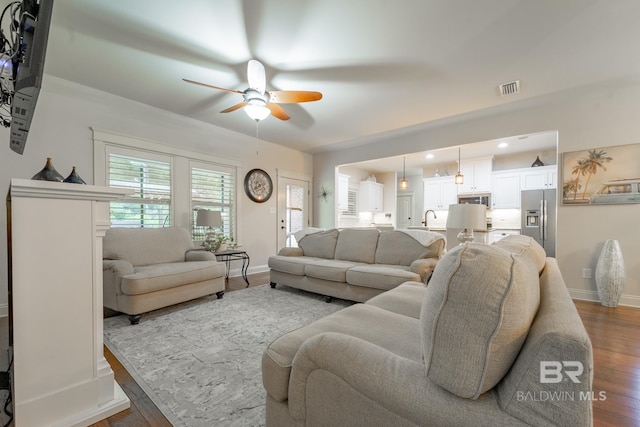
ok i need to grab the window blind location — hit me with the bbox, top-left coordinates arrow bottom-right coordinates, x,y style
108,153 -> 172,228
191,165 -> 235,241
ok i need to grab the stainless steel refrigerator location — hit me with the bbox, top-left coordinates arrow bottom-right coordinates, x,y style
521,189 -> 556,257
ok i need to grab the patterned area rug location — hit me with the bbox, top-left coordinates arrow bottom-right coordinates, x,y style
103,284 -> 353,427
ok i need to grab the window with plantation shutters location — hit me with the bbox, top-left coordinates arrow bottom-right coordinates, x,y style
108,152 -> 172,228
191,163 -> 235,241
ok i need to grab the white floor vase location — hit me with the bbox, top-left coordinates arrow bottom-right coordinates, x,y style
595,239 -> 625,307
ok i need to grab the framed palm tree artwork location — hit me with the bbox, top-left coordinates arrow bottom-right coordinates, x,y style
561,143 -> 640,205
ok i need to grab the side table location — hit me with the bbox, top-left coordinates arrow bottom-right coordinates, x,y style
213,249 -> 250,286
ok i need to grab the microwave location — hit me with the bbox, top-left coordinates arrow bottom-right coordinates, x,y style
457,193 -> 491,208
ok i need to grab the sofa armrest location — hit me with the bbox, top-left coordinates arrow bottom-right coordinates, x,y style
278,247 -> 304,256
287,332 -> 504,426
410,258 -> 439,283
103,259 -> 135,277
185,249 -> 217,261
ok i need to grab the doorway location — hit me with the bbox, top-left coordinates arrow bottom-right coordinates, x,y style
277,174 -> 310,250
397,194 -> 414,228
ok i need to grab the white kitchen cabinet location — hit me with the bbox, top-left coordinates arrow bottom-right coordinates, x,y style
458,156 -> 493,194
337,173 -> 350,211
520,165 -> 557,190
359,180 -> 384,212
491,171 -> 521,209
423,176 -> 457,210
489,229 -> 521,243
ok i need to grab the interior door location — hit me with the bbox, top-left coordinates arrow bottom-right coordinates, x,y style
397,194 -> 413,228
277,176 -> 309,250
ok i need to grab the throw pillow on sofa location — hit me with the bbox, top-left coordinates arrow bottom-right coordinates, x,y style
420,236 -> 544,399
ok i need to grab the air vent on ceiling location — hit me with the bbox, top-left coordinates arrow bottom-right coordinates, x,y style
498,80 -> 520,96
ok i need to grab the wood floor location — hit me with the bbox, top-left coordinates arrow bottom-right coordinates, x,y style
92,272 -> 640,427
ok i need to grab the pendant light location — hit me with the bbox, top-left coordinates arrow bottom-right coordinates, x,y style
454,147 -> 464,185
399,156 -> 409,190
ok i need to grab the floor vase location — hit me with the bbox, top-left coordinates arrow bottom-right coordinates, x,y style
595,239 -> 625,307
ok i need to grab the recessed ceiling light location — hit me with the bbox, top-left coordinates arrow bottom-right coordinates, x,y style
498,142 -> 508,148
425,153 -> 434,159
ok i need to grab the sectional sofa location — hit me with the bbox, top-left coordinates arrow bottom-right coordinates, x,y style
262,235 -> 593,426
268,228 -> 446,302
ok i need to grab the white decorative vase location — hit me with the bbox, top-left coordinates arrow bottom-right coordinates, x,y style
595,240 -> 625,307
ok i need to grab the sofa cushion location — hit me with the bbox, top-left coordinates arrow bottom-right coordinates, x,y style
346,265 -> 420,291
262,304 -> 422,402
298,228 -> 339,259
492,234 -> 546,273
304,259 -> 365,283
121,261 -> 225,295
334,228 -> 380,263
365,281 -> 426,318
375,230 -> 444,266
268,255 -> 323,276
103,227 -> 195,266
420,239 -> 542,399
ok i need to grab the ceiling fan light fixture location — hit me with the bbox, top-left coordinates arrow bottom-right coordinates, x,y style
244,102 -> 271,122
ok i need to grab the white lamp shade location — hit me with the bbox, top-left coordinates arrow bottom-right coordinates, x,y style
446,204 -> 487,231
196,210 -> 222,227
244,104 -> 271,121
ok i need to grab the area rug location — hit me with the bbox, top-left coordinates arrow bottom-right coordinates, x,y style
103,284 -> 353,427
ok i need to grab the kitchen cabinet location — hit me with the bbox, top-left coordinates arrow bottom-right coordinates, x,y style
458,156 -> 493,194
337,173 -> 350,211
520,165 -> 557,190
423,176 -> 457,210
359,180 -> 384,212
491,171 -> 521,209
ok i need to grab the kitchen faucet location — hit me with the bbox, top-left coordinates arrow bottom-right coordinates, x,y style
422,210 -> 437,227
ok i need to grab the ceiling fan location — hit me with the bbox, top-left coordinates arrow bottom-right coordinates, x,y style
183,60 -> 323,122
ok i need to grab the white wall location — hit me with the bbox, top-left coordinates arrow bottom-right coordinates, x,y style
0,76 -> 313,314
314,76 -> 640,306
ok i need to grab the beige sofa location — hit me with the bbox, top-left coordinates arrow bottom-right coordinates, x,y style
262,235 -> 593,426
102,227 -> 226,324
268,228 -> 445,302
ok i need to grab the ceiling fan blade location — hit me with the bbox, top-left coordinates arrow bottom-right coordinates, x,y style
247,60 -> 266,94
266,103 -> 290,120
269,90 -> 323,104
182,78 -> 243,94
220,101 -> 248,113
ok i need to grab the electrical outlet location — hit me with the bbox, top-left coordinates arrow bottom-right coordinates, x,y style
582,268 -> 592,279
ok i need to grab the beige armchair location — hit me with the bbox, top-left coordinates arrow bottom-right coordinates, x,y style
102,227 -> 226,324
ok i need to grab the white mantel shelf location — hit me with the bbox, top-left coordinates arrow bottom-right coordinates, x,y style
8,179 -> 131,426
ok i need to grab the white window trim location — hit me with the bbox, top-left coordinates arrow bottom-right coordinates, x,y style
93,128 -> 240,235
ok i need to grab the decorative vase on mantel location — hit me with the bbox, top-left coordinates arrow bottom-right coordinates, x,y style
595,239 -> 625,307
31,157 -> 64,182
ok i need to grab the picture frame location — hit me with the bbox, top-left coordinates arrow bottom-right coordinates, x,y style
561,143 -> 640,205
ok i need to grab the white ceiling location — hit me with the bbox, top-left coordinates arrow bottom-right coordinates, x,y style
44,0 -> 640,158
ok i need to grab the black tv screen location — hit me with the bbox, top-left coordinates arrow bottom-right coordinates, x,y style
9,0 -> 54,155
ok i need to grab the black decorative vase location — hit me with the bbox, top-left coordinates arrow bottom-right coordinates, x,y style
531,156 -> 544,167
63,166 -> 86,184
31,157 -> 64,182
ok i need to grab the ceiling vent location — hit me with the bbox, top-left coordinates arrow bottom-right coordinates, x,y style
498,80 -> 520,96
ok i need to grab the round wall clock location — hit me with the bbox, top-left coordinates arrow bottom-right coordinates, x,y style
244,168 -> 273,203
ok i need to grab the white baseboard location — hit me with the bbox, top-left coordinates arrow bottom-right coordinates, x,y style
569,288 -> 640,308
228,264 -> 269,280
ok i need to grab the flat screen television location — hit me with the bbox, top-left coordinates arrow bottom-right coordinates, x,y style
9,0 -> 54,155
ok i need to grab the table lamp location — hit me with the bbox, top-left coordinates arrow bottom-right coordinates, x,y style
446,204 -> 487,244
196,209 -> 222,249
